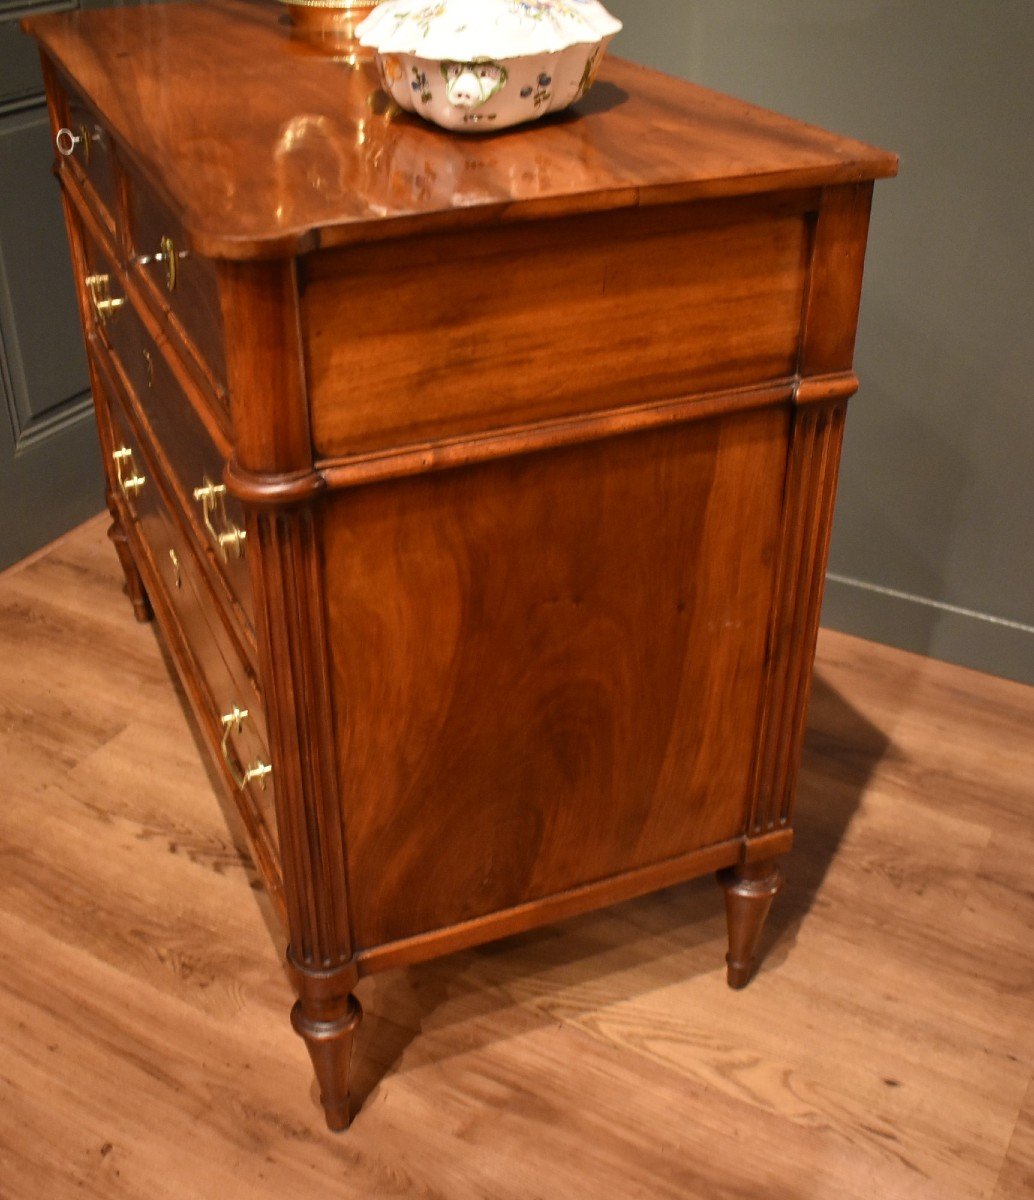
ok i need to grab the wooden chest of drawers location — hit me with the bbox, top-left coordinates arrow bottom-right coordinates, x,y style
25,0 -> 896,1131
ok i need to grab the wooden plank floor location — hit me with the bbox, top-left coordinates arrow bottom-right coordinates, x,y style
0,513 -> 1031,1200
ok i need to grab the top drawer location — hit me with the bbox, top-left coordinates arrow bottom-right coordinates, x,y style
305,195 -> 813,458
53,78 -> 119,235
49,65 -> 228,409
123,166 -> 228,400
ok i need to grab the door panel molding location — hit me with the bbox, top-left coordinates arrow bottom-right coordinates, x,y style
0,10 -> 103,570
0,100 -> 92,446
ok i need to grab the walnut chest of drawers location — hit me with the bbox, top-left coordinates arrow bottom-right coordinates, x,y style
25,0 -> 896,1130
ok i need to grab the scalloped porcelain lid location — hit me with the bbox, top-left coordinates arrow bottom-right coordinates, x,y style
356,0 -> 622,59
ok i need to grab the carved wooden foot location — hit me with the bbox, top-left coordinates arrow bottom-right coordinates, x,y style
717,860 -> 783,989
106,515 -> 152,623
291,992 -> 363,1131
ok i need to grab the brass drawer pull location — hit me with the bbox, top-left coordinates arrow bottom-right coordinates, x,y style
112,446 -> 146,514
193,477 -> 247,561
55,125 -> 91,163
220,705 -> 272,791
136,235 -> 183,292
86,272 -> 125,324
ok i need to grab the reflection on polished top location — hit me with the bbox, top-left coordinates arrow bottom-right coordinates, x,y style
25,0 -> 897,260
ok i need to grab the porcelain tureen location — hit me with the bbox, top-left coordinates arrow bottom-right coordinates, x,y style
356,0 -> 622,133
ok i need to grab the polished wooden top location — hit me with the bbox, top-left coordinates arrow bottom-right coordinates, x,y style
25,0 -> 897,259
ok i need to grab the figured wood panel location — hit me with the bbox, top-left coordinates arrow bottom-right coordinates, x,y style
306,199 -> 811,457
322,407 -> 790,950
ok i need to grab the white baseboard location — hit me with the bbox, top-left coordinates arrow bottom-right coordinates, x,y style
821,574 -> 1034,687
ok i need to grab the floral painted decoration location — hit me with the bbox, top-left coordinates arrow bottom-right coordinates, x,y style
356,0 -> 621,133
358,0 -> 621,60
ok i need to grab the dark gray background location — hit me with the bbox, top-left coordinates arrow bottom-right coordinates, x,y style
609,0 -> 1034,685
0,0 -> 157,570
0,1 -> 104,570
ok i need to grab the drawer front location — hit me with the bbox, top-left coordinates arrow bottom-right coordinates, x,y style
55,80 -> 119,232
124,168 -> 227,394
306,195 -> 813,458
104,293 -> 255,634
105,388 -> 281,865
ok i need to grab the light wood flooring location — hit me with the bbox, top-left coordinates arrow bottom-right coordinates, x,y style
0,514 -> 1031,1199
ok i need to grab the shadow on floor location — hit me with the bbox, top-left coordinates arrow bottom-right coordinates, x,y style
351,670 -> 892,1106
755,672 -> 893,969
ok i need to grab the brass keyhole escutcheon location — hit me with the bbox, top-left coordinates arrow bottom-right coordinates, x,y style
134,237 -> 183,291
160,235 -> 177,291
168,548 -> 182,589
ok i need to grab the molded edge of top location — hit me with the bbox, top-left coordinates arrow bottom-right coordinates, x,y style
23,7 -> 899,262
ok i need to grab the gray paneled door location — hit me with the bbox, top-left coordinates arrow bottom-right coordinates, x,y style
0,1 -> 146,571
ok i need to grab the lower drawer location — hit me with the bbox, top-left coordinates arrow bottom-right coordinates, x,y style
103,376 -> 282,881
106,294 -> 255,637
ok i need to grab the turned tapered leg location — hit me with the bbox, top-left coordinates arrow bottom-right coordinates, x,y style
291,993 -> 363,1131
717,860 -> 783,989
106,512 -> 152,623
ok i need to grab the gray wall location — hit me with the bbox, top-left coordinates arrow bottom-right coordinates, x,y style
0,0 -> 159,573
608,0 -> 1034,685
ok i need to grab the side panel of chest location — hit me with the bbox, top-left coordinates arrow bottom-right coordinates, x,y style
322,404 -> 789,949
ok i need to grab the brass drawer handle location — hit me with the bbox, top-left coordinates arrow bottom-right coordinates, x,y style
112,446 -> 146,514
56,125 -> 91,164
192,477 -> 247,561
220,705 -> 272,791
136,236 -> 183,292
85,272 -> 125,324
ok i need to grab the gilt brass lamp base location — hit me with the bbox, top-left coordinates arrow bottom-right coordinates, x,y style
281,0 -> 381,62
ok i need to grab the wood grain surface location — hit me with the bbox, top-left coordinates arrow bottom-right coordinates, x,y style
305,195 -> 811,457
323,408 -> 788,949
23,0 -> 896,258
1,515 -> 1030,1199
